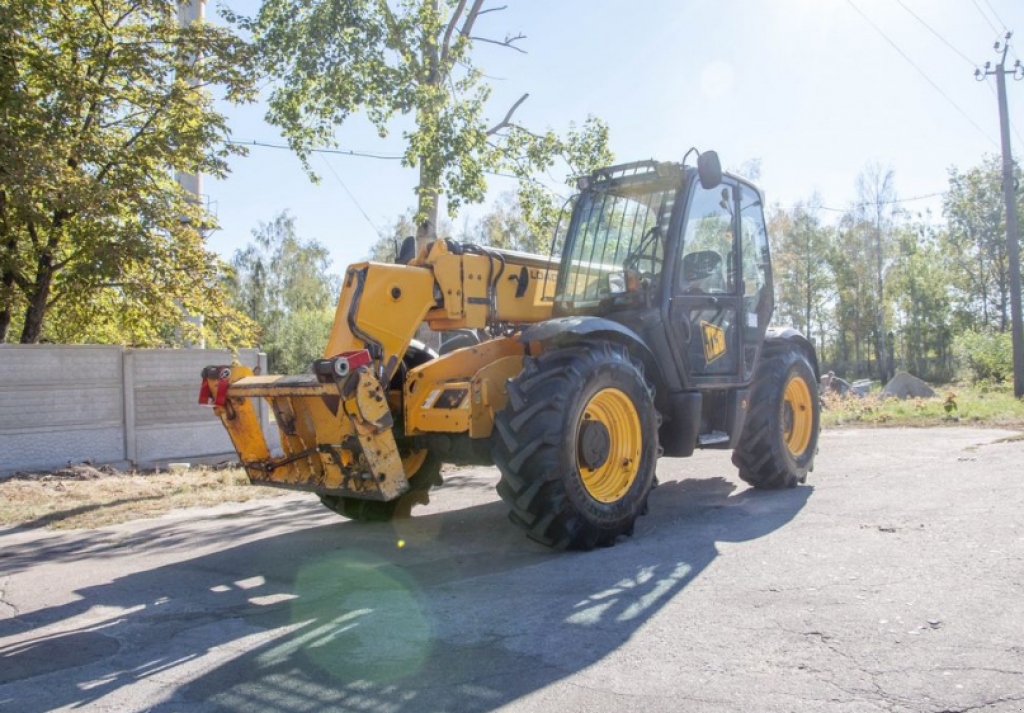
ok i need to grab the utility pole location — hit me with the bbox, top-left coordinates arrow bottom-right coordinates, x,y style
977,33 -> 1024,399
177,0 -> 206,348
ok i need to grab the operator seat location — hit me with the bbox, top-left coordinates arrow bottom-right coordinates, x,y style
681,250 -> 726,293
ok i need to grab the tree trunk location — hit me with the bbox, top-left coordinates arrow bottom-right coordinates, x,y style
19,219 -> 62,344
0,262 -> 12,343
19,272 -> 52,343
415,4 -> 442,259
804,251 -> 812,343
874,224 -> 888,383
0,302 -> 11,343
0,191 -> 11,343
415,166 -> 439,256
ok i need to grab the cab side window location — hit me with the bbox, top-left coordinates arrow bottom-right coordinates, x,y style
739,185 -> 772,376
678,184 -> 736,295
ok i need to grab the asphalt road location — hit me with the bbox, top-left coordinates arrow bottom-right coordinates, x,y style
1,427 -> 1023,713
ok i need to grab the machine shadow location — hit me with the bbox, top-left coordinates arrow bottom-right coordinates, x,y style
0,475 -> 812,713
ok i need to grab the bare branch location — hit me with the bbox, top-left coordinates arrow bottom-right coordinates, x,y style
455,0 -> 487,44
458,60 -> 505,80
469,33 -> 527,54
440,0 -> 469,64
486,93 -> 529,136
377,0 -> 414,61
476,5 -> 508,15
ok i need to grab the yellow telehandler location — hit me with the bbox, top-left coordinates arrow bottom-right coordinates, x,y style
201,152 -> 820,549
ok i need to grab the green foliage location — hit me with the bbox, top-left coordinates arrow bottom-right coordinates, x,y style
228,212 -> 339,371
274,306 -> 337,374
0,0 -> 259,345
770,199 -> 832,343
821,384 -> 1024,428
890,224 -> 954,379
465,191 -> 544,254
230,0 -> 611,244
953,330 -> 1015,384
942,154 -> 1024,333
368,213 -> 415,263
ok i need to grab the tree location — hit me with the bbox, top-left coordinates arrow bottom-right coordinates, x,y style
769,199 -> 833,354
366,210 -> 454,263
0,0 -> 258,345
470,191 -> 530,252
942,154 -> 1024,333
837,164 -> 899,382
890,219 -> 953,380
229,212 -> 340,372
232,0 -> 611,254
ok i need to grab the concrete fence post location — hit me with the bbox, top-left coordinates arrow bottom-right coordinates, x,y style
122,348 -> 137,466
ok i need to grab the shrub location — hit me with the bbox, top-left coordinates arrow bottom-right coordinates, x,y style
953,330 -> 1014,383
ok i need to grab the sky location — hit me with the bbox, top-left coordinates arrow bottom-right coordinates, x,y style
204,0 -> 1024,272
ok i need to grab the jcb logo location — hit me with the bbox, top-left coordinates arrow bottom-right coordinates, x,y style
701,321 -> 727,364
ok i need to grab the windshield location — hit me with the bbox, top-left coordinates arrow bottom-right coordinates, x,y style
555,181 -> 677,306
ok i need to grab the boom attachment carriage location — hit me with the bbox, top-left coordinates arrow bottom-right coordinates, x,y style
200,239 -> 556,501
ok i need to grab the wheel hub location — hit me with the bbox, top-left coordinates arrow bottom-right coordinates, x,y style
578,420 -> 611,470
782,375 -> 813,457
576,387 -> 643,503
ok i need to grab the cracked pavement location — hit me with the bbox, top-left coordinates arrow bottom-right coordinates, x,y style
0,427 -> 1022,712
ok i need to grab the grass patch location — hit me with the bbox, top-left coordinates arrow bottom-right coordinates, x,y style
0,466 -> 290,530
822,383 -> 1024,429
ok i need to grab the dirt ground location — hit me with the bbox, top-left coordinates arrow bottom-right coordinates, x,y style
1,427 -> 1023,713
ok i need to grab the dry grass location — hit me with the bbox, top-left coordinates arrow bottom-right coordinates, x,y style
822,384 -> 1024,429
0,466 -> 290,531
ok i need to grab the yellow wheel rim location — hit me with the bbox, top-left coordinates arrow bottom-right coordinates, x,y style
576,388 -> 643,504
782,375 -> 813,457
401,448 -> 428,478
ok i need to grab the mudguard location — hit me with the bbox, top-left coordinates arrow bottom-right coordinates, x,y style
519,317 -> 667,390
764,326 -> 820,379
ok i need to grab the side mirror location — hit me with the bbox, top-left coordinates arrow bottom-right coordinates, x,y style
697,150 -> 723,189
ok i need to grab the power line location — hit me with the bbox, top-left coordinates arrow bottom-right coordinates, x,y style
819,191 -> 945,213
892,0 -> 977,68
227,139 -> 404,161
979,0 -> 1008,32
317,153 -> 385,239
970,0 -> 1002,37
844,0 -> 999,149
233,137 -> 570,198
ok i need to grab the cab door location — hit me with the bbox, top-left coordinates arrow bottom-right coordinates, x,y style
668,177 -> 745,386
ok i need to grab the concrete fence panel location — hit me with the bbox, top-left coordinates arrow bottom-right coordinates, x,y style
0,345 -> 273,474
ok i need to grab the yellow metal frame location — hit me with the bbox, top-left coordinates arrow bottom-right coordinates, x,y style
416,240 -> 557,330
205,239 -> 558,502
404,337 -> 526,439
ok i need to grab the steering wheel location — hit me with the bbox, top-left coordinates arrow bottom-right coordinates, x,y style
623,226 -> 663,275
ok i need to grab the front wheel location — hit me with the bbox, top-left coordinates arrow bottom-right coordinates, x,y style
732,348 -> 820,489
491,341 -> 659,550
319,450 -> 442,521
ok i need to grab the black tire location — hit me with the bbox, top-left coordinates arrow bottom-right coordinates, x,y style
491,341 -> 659,550
319,343 -> 442,522
439,329 -> 481,355
318,453 -> 442,521
732,348 -> 820,489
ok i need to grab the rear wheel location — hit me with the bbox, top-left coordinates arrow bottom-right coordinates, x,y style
491,341 -> 659,550
732,348 -> 820,489
319,344 -> 442,521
